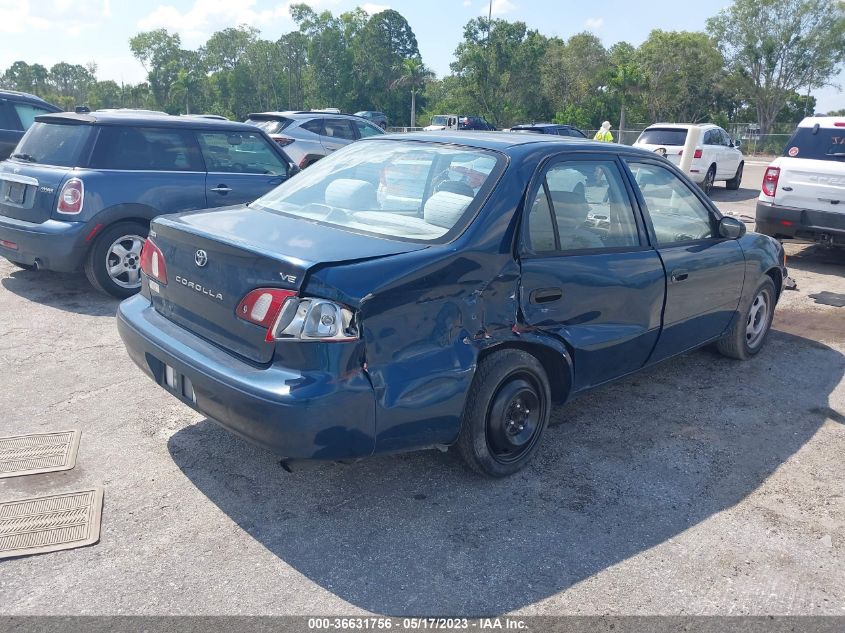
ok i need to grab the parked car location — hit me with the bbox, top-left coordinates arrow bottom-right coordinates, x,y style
756,116 -> 845,248
633,123 -> 744,195
117,131 -> 786,477
0,111 -> 295,298
354,111 -> 388,129
113,132 -> 786,476
510,123 -> 587,138
459,116 -> 496,131
245,111 -> 385,169
0,90 -> 62,160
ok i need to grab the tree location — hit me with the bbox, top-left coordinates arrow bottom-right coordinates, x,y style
129,29 -> 183,108
391,57 -> 433,127
707,0 -> 845,135
607,42 -> 645,135
638,30 -> 724,123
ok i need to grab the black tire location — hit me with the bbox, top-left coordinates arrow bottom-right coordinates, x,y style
83,221 -> 148,299
701,165 -> 716,196
726,162 -> 743,190
716,277 -> 776,360
457,349 -> 551,477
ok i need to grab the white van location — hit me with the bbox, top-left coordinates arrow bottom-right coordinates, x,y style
756,117 -> 845,247
633,123 -> 745,196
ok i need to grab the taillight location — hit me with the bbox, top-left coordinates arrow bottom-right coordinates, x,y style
139,237 -> 167,284
762,167 -> 780,197
678,148 -> 703,158
274,136 -> 294,147
57,178 -> 84,214
236,288 -> 358,343
834,122 -> 845,127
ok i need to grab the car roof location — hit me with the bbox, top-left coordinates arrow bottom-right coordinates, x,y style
378,131 -> 657,156
797,116 -> 845,129
0,89 -> 61,111
511,123 -> 565,129
247,110 -> 371,122
646,123 -> 718,130
34,110 -> 260,131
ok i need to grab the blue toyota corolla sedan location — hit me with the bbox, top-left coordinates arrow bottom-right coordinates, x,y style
117,132 -> 787,477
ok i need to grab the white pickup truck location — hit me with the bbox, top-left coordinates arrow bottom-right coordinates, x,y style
424,114 -> 458,131
756,117 -> 845,248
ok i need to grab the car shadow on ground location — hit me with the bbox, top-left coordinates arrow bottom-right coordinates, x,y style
0,268 -> 118,316
710,184 -> 759,204
780,243 -> 845,276
167,329 -> 843,615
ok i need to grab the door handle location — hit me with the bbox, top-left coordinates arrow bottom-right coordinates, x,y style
530,287 -> 563,304
210,185 -> 231,194
671,269 -> 689,282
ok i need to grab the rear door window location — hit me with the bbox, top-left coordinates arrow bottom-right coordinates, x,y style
300,119 -> 324,135
14,122 -> 91,167
352,120 -> 383,138
322,119 -> 356,141
196,130 -> 287,175
0,103 -> 18,130
638,128 -> 688,146
783,127 -> 845,162
90,126 -> 204,171
13,103 -> 55,130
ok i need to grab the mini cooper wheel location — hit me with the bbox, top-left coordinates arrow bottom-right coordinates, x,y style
457,349 -> 551,477
84,221 -> 148,299
716,277 -> 776,360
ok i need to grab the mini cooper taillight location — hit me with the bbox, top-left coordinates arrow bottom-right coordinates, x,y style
57,178 -> 84,214
237,288 -> 358,342
139,238 -> 167,284
762,167 -> 780,197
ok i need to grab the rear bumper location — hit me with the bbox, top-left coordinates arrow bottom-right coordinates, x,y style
756,201 -> 845,245
0,216 -> 90,271
117,295 -> 376,460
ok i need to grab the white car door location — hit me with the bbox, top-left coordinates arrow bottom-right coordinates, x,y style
701,129 -> 721,177
719,128 -> 741,178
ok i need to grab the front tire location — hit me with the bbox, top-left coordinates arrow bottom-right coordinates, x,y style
726,162 -> 743,190
84,221 -> 148,299
716,277 -> 776,360
457,349 -> 551,477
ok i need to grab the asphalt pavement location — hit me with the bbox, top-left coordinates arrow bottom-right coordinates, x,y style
0,164 -> 843,615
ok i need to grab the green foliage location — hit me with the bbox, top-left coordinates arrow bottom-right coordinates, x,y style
1,0 -> 842,134
707,0 -> 845,134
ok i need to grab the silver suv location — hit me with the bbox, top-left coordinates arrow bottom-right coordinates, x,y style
245,111 -> 385,169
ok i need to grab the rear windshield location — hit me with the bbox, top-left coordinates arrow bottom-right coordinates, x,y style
783,127 -> 845,161
12,122 -> 91,167
638,128 -> 688,146
252,140 -> 504,242
245,118 -> 292,135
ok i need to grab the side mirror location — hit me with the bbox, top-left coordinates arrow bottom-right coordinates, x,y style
733,138 -> 742,149
719,216 -> 746,239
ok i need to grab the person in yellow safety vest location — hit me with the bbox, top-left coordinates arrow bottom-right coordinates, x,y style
594,121 -> 613,142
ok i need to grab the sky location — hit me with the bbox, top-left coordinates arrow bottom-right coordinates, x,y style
0,0 -> 842,112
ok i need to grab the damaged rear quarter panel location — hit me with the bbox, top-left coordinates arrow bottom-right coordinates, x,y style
305,167 -> 533,454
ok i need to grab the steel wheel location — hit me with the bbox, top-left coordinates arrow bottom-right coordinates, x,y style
745,288 -> 771,349
486,373 -> 546,464
105,234 -> 145,289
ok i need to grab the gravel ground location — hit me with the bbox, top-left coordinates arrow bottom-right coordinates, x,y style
0,165 -> 843,616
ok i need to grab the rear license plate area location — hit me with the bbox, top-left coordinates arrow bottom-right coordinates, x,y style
162,363 -> 197,404
4,182 -> 25,204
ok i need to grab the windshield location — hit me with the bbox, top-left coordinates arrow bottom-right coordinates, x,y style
252,140 -> 503,242
783,127 -> 845,161
13,122 -> 91,167
245,118 -> 291,135
638,128 -> 688,146
431,116 -> 449,126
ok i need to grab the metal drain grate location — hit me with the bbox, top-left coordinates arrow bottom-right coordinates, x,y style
0,488 -> 103,559
0,430 -> 81,478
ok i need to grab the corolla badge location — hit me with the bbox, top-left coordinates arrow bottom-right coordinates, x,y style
195,249 -> 208,267
174,276 -> 223,301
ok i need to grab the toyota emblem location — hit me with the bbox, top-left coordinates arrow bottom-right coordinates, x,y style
195,250 -> 208,267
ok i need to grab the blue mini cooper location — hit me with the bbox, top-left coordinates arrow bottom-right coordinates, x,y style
117,132 -> 787,477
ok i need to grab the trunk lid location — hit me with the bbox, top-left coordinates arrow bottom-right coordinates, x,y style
149,204 -> 427,363
775,157 -> 845,214
0,161 -> 72,223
